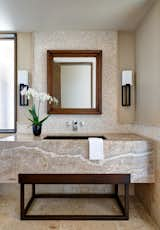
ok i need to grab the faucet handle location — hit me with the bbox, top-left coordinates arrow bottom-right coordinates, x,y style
65,121 -> 71,127
79,121 -> 85,127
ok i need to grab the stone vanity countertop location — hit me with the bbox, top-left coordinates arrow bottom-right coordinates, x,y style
0,133 -> 147,142
0,132 -> 154,183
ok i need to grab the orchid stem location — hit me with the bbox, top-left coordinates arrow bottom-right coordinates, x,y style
38,99 -> 41,121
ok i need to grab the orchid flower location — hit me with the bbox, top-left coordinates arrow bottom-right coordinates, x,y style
21,87 -> 58,126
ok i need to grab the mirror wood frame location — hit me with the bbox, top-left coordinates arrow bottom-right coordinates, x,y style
47,50 -> 102,114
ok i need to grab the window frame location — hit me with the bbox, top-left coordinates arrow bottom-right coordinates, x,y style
0,32 -> 17,133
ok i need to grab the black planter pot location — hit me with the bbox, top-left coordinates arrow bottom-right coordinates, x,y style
32,124 -> 42,136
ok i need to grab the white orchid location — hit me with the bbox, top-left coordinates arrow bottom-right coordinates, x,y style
52,96 -> 59,105
21,87 -> 59,104
20,87 -> 58,126
27,88 -> 39,99
20,86 -> 28,96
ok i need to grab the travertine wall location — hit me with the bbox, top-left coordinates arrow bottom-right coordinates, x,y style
17,31 -> 133,134
134,1 -> 160,227
136,0 -> 160,125
118,32 -> 136,124
17,33 -> 33,124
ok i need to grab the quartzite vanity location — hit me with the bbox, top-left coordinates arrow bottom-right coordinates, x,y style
0,133 -> 154,183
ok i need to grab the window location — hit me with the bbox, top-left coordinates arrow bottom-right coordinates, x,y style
0,33 -> 17,132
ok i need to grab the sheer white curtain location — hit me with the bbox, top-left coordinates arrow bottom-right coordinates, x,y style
0,34 -> 16,132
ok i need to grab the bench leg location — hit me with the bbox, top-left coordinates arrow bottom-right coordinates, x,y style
32,184 -> 35,197
115,184 -> 118,196
20,183 -> 25,220
114,184 -> 129,220
124,184 -> 129,219
20,183 -> 36,220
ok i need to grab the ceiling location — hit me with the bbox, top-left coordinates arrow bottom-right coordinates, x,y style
0,0 -> 155,32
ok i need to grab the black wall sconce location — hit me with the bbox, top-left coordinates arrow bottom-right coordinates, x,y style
18,70 -> 29,106
121,70 -> 133,107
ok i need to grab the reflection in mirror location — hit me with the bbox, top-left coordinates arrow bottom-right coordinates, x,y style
53,57 -> 96,109
47,50 -> 102,114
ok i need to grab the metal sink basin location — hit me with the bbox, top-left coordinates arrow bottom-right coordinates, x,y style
43,135 -> 106,140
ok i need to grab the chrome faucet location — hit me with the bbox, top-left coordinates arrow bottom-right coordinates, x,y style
72,120 -> 78,131
65,120 -> 84,131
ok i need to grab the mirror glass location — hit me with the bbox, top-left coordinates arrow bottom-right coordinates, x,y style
53,57 -> 96,109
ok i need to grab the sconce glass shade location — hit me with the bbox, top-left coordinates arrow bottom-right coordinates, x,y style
122,70 -> 133,86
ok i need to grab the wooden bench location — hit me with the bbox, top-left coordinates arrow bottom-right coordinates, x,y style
18,174 -> 130,220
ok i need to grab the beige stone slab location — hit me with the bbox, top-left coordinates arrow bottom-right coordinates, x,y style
0,133 -> 155,183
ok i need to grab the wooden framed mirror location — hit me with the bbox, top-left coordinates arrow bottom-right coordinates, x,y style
47,50 -> 102,114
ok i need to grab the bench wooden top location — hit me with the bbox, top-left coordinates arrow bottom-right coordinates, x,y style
18,174 -> 130,184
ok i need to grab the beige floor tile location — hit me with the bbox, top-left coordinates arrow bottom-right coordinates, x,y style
0,196 -> 159,230
28,198 -> 121,216
59,221 -> 117,230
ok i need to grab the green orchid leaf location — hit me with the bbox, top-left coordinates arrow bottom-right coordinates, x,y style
39,115 -> 49,124
28,104 -> 39,123
28,118 -> 34,123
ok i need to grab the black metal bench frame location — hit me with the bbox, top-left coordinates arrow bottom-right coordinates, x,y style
18,174 -> 130,220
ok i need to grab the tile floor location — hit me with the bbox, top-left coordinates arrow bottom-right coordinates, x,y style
0,195 -> 159,230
